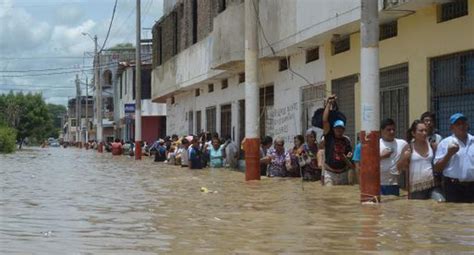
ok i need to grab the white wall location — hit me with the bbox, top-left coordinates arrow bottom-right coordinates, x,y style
165,45 -> 326,147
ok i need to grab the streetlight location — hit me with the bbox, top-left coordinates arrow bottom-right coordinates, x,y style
82,32 -> 103,152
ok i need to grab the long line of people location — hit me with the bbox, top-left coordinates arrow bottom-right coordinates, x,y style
92,94 -> 473,203
258,95 -> 473,203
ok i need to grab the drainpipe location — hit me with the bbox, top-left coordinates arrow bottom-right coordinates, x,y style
244,0 -> 260,181
360,0 -> 381,203
135,0 -> 142,160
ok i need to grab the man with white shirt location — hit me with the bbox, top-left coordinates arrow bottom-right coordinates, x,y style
434,113 -> 474,203
379,118 -> 407,196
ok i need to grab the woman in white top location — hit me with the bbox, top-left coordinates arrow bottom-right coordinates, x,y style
398,120 -> 435,199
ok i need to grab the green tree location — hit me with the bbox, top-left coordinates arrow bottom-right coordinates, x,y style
0,91 -> 54,149
108,43 -> 135,51
46,103 -> 67,138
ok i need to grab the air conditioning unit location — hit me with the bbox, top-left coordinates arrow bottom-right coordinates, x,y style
384,0 -> 408,9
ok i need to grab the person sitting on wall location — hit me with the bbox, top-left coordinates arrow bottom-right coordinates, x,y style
322,95 -> 353,186
434,113 -> 474,203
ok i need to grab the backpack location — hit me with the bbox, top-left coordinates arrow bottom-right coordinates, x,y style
311,102 -> 347,128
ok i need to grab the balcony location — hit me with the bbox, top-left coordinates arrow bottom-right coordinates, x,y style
152,36 -> 224,102
210,2 -> 245,71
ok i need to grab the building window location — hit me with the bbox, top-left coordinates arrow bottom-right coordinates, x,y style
301,85 -> 326,135
239,99 -> 245,144
221,79 -> 228,89
238,72 -> 245,83
259,85 -> 274,138
379,21 -> 398,41
431,50 -> 474,136
332,36 -> 350,55
119,76 -> 123,99
196,110 -> 202,134
142,69 -> 152,100
206,106 -> 217,134
171,96 -> 175,105
306,47 -> 319,63
439,0 -> 468,22
195,88 -> 200,97
279,57 -> 289,71
208,84 -> 214,93
71,119 -> 77,127
124,71 -> 127,95
192,0 -> 198,44
188,110 -> 194,135
380,64 -> 409,139
331,75 -> 358,142
220,104 -> 232,139
218,0 -> 226,13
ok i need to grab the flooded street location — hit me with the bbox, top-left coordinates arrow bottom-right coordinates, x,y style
1,148 -> 473,254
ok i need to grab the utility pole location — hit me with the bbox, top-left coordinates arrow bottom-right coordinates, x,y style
94,35 -> 104,153
75,74 -> 81,147
244,0 -> 260,181
135,0 -> 142,160
85,76 -> 89,145
360,0 -> 381,203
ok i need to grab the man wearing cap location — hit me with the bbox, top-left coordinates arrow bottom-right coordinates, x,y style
434,113 -> 474,203
322,95 -> 353,185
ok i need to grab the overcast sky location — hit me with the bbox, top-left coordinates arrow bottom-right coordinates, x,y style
0,0 -> 163,105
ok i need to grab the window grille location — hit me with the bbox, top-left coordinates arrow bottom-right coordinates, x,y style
196,110 -> 202,134
431,50 -> 474,137
332,37 -> 350,55
380,64 -> 409,139
379,21 -> 398,41
206,106 -> 217,134
306,47 -> 319,63
439,0 -> 468,22
220,104 -> 232,139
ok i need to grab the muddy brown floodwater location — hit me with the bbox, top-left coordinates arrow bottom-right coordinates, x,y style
1,147 -> 473,254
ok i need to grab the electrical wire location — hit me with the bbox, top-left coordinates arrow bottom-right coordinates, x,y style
99,0 -> 119,52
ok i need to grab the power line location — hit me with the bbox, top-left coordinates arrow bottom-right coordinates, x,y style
99,0 -> 119,52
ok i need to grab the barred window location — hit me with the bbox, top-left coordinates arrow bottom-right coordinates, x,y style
188,110 -> 194,135
220,104 -> 232,139
431,50 -> 474,136
306,47 -> 319,63
196,110 -> 202,134
379,21 -> 398,41
221,79 -> 228,89
439,0 -> 468,22
206,106 -> 217,134
279,57 -> 289,71
332,37 -> 350,55
238,72 -> 245,83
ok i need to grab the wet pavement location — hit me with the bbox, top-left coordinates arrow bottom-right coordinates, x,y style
1,147 -> 474,254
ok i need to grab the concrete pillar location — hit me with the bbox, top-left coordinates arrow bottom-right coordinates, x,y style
135,0 -> 142,160
360,0 -> 381,203
244,0 -> 260,181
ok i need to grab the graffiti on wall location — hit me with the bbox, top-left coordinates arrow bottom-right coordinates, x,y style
266,102 -> 299,146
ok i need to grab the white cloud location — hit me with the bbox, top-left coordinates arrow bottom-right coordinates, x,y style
51,19 -> 97,55
0,1 -> 52,54
55,5 -> 85,25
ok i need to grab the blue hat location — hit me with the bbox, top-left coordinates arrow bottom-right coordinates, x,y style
333,120 -> 345,128
450,113 -> 467,124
